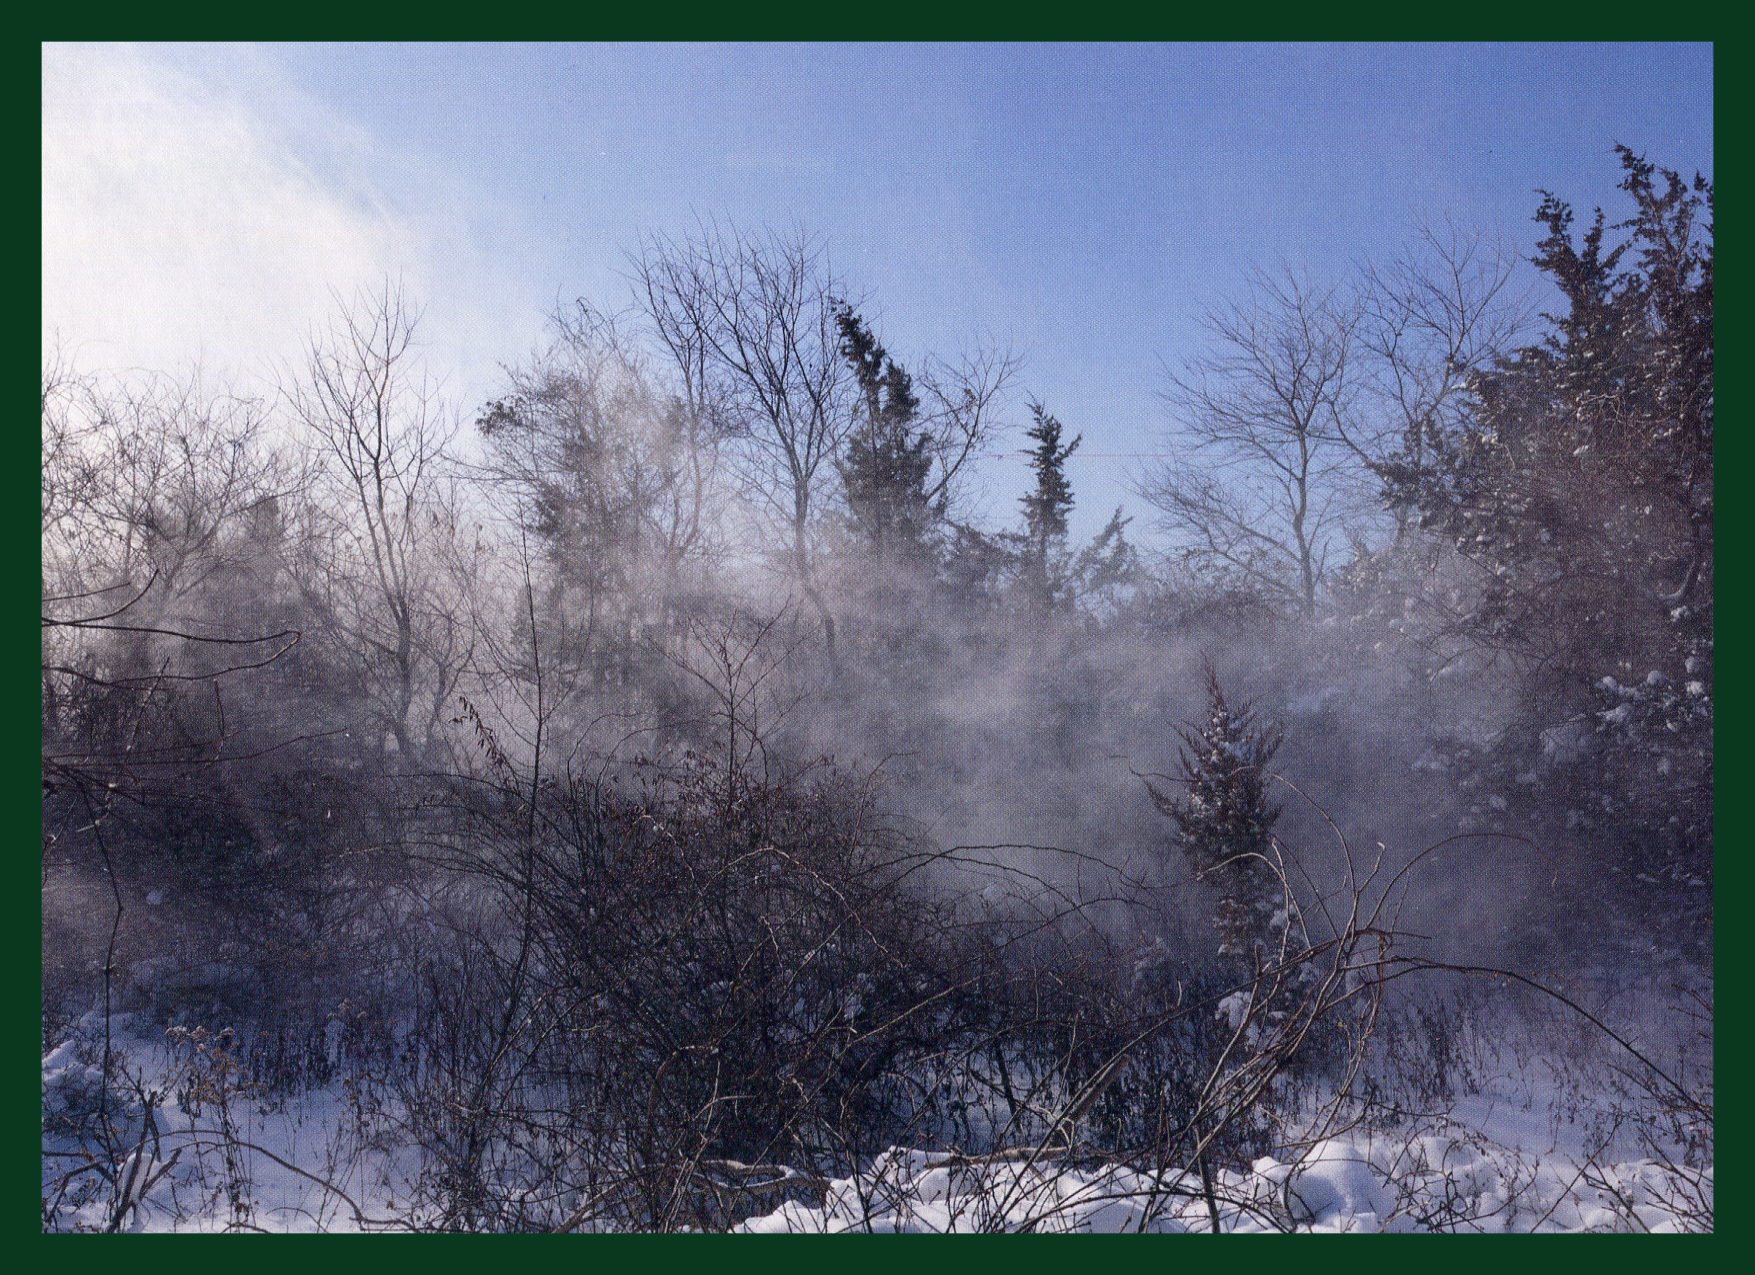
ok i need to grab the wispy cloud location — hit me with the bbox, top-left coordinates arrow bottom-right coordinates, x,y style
42,43 -> 542,406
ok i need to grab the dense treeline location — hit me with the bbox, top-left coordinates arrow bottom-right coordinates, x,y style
43,148 -> 1709,1229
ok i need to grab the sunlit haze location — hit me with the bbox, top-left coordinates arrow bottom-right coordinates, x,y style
43,42 -> 1711,545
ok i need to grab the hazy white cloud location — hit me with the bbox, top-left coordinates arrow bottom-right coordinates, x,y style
42,43 -> 544,409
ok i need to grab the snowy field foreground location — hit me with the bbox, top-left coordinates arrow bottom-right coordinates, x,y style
44,998 -> 1711,1233
735,1132 -> 1708,1233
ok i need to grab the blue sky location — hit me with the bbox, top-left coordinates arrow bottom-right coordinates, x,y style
42,43 -> 1713,546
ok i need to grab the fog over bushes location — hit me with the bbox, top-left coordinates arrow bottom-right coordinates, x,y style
42,149 -> 1710,1231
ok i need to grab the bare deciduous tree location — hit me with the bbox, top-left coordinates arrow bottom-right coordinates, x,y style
632,223 -> 854,667
1140,269 -> 1367,618
1354,221 -> 1533,543
903,341 -> 1021,528
477,301 -> 723,702
286,281 -> 481,768
41,360 -> 308,706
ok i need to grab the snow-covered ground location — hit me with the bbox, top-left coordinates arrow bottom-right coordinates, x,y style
43,995 -> 1711,1233
733,1014 -> 1712,1234
735,1123 -> 1708,1233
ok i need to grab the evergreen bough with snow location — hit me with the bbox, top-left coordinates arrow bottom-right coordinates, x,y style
1150,670 -> 1286,970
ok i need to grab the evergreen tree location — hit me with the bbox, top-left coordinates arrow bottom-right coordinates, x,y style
834,305 -> 941,570
1071,507 -> 1142,619
1373,146 -> 1711,700
1372,147 -> 1712,957
1148,669 -> 1286,968
1017,402 -> 1081,615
